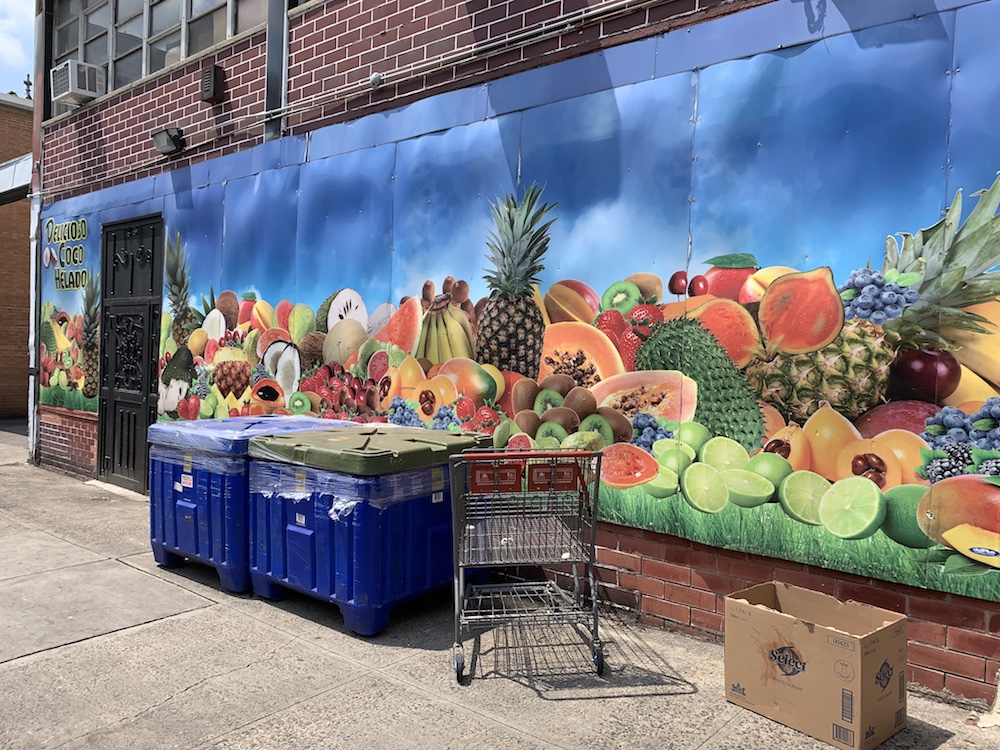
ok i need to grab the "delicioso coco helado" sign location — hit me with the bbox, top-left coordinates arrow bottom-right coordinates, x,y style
43,217 -> 89,291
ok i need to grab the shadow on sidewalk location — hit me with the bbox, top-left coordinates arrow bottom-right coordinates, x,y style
463,606 -> 699,701
0,418 -> 27,437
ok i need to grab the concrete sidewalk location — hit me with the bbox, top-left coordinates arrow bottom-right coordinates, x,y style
0,432 -> 996,750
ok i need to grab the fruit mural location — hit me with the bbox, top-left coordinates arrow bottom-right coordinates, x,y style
36,0 -> 1000,601
141,171 -> 1000,601
38,216 -> 99,414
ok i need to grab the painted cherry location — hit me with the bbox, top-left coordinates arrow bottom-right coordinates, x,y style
667,270 -> 688,295
687,275 -> 709,297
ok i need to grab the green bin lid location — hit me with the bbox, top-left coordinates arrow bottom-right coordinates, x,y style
247,426 -> 490,475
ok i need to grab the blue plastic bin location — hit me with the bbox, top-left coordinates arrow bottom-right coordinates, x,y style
246,427 -> 488,635
148,415 -> 355,592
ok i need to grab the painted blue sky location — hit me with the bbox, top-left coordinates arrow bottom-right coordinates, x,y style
39,1 -> 1000,318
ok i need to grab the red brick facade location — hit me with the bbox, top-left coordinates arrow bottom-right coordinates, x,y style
586,522 -> 1000,706
38,405 -> 98,477
0,95 -> 32,418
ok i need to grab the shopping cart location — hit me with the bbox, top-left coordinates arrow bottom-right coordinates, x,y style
450,448 -> 603,682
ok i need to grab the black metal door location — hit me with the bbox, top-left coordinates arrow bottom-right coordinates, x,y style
99,217 -> 163,493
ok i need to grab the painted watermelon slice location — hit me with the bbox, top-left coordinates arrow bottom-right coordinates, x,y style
372,295 -> 423,353
601,442 -> 659,489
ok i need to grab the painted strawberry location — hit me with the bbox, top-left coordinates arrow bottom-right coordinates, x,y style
618,327 -> 647,371
455,396 -> 476,422
176,394 -> 200,420
472,406 -> 501,434
596,309 -> 628,341
628,304 -> 664,328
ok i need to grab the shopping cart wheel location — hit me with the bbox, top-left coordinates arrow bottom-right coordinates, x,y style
454,651 -> 465,683
593,647 -> 604,675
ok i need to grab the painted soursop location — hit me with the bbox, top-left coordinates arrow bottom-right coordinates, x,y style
635,317 -> 765,452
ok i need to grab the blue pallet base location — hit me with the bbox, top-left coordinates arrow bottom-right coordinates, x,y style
250,571 -> 425,636
152,542 -> 251,593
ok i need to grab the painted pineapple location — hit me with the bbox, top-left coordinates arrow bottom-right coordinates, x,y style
165,231 -> 194,346
80,270 -> 100,399
745,173 -> 1000,422
474,183 -> 556,380
745,319 -> 897,422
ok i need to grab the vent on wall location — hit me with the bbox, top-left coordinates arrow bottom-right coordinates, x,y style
200,64 -> 223,104
50,59 -> 106,105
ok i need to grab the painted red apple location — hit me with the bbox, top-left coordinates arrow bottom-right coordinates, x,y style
702,253 -> 760,301
551,279 -> 600,315
854,400 -> 940,437
889,348 -> 961,403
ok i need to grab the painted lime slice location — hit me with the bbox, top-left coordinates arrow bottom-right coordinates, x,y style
881,484 -> 934,549
658,448 -> 694,476
642,465 -> 680,499
778,470 -> 831,526
818,476 -> 887,540
698,436 -> 749,472
652,438 -> 696,461
722,469 -> 775,508
676,421 -> 712,454
680,462 -> 729,514
744,452 -> 793,491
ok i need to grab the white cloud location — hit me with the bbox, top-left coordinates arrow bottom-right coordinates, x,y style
0,0 -> 34,94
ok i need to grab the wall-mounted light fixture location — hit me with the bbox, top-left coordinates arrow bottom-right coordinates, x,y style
151,127 -> 185,155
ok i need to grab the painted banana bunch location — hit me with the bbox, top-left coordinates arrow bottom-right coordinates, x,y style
414,293 -> 477,364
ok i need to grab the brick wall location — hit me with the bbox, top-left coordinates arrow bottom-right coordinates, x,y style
0,98 -> 33,418
584,522 -> 1000,706
282,0 -> 767,132
0,200 -> 30,418
41,0 -> 769,204
38,405 -> 98,477
42,34 -> 267,205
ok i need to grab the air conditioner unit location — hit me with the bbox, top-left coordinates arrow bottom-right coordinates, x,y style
50,59 -> 106,105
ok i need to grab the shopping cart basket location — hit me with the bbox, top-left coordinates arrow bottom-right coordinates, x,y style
450,448 -> 603,682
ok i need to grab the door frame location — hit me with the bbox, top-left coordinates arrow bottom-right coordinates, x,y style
97,214 -> 164,493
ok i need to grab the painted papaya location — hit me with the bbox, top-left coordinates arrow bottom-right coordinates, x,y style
589,370 -> 698,422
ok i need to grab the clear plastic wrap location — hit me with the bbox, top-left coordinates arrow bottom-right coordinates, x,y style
149,444 -> 246,475
147,415 -> 357,455
249,459 -> 449,510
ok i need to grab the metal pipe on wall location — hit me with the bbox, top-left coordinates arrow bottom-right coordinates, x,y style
254,0 -> 663,128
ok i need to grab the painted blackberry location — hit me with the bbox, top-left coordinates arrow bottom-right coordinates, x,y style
250,362 -> 270,385
940,441 -> 973,469
925,457 -> 967,484
977,458 -> 1000,476
193,365 -> 210,399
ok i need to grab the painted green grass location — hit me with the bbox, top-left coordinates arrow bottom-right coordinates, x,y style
599,485 -> 1000,601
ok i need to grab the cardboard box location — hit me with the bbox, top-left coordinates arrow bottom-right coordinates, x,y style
725,582 -> 907,749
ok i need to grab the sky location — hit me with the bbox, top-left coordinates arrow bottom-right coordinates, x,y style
0,0 -> 34,98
